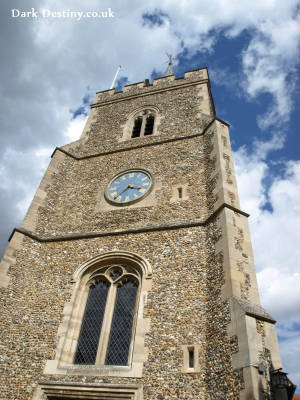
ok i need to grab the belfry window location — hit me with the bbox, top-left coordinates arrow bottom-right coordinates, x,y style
131,110 -> 156,138
144,115 -> 155,135
132,117 -> 143,138
74,265 -> 140,366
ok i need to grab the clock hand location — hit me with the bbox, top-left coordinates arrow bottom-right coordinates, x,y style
128,184 -> 141,189
113,184 -> 129,199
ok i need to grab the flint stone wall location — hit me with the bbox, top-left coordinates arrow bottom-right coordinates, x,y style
0,69 -> 244,399
64,70 -> 213,157
0,225 -> 242,399
36,135 -> 216,236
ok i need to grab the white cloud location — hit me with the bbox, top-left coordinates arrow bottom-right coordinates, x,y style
64,115 -> 88,142
235,147 -> 300,322
159,0 -> 300,129
0,146 -> 52,218
235,143 -> 300,386
254,161 -> 300,322
0,0 -> 298,158
276,326 -> 300,387
242,34 -> 297,130
258,268 -> 299,323
234,146 -> 268,217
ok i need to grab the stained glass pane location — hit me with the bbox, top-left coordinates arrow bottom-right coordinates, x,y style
105,279 -> 138,365
74,280 -> 109,364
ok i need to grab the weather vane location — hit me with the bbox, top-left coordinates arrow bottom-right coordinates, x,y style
164,53 -> 177,76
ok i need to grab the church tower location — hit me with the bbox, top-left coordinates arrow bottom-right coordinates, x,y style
0,67 -> 287,399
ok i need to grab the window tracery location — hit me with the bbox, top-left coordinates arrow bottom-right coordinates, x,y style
74,264 -> 140,366
44,251 -> 152,377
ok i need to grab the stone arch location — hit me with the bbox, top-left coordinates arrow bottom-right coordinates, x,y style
44,250 -> 152,377
121,105 -> 161,141
73,250 -> 153,282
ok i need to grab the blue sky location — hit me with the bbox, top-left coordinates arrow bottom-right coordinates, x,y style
0,0 -> 299,392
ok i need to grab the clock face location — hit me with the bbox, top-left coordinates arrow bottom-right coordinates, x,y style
106,170 -> 152,205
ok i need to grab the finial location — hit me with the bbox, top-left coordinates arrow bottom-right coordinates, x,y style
164,53 -> 176,76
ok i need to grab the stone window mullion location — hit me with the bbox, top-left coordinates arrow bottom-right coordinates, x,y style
140,115 -> 147,137
96,283 -> 117,364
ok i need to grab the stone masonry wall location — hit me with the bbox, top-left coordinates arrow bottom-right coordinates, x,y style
0,223 -> 242,400
35,135 -> 216,236
0,69 -> 247,399
64,74 -> 213,157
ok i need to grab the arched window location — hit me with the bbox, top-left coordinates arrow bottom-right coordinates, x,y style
121,107 -> 160,142
130,110 -> 157,138
131,111 -> 155,138
132,116 -> 143,138
74,264 -> 140,366
44,251 -> 152,378
144,115 -> 155,135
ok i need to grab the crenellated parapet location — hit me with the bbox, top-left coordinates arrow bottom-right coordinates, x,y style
92,68 -> 209,107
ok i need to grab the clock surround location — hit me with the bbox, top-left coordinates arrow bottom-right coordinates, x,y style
105,169 -> 153,206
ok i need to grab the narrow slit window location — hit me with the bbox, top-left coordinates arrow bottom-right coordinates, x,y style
144,115 -> 155,135
188,348 -> 194,369
132,117 -> 142,138
178,187 -> 183,199
74,280 -> 109,364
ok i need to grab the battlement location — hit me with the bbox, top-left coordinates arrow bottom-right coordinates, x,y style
93,67 -> 209,105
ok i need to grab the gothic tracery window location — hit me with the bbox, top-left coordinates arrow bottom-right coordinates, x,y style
74,265 -> 140,366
